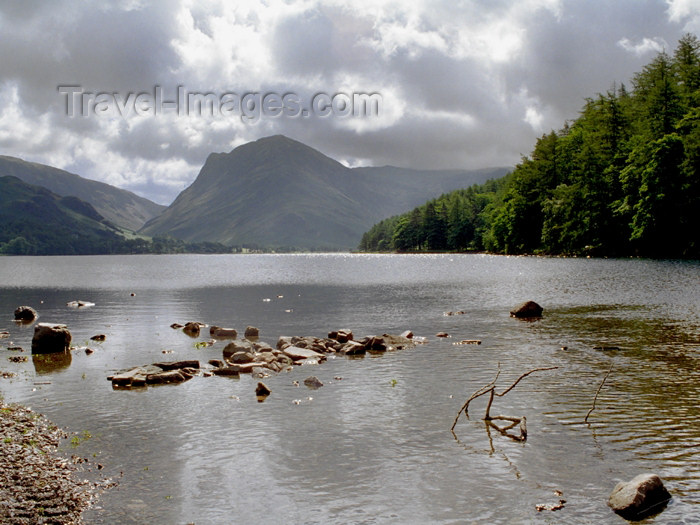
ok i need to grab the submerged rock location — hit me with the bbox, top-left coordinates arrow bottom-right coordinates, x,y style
14,305 -> 37,321
31,323 -> 72,354
66,300 -> 95,308
510,301 -> 543,318
183,322 -> 205,336
608,473 -> 671,520
303,376 -> 324,389
90,334 -> 106,342
210,326 -> 238,338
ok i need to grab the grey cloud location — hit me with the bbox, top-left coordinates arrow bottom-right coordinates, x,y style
0,1 -> 695,206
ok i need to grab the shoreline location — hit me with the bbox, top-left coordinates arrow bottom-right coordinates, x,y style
0,400 -> 109,524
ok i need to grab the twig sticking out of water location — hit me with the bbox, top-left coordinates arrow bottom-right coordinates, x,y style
584,363 -> 613,424
451,365 -> 558,441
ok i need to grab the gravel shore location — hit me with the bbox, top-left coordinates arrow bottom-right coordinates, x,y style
0,401 -> 108,524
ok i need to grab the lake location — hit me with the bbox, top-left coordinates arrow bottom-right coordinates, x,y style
1,254 -> 699,524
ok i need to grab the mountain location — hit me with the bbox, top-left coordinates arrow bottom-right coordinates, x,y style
0,155 -> 165,231
140,135 -> 509,249
0,176 -> 126,254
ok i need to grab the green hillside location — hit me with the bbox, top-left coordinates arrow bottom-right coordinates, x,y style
0,155 -> 165,231
360,34 -> 700,259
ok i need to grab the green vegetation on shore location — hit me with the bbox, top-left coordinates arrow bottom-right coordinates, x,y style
360,34 -> 700,259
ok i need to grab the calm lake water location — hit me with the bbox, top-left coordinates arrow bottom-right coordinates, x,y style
1,254 -> 699,524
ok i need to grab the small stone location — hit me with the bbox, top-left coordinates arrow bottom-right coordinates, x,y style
244,326 -> 260,338
255,382 -> 271,396
90,334 -> 106,342
436,332 -> 450,338
303,376 -> 324,389
510,301 -> 543,318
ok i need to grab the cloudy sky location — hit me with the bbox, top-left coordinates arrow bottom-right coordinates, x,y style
1,0 -> 699,205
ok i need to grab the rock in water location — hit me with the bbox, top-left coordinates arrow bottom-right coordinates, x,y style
183,322 -> 204,336
510,301 -> 543,318
303,376 -> 324,389
608,473 -> 671,520
210,326 -> 238,338
255,382 -> 271,396
245,326 -> 260,338
14,305 -> 38,321
31,323 -> 72,354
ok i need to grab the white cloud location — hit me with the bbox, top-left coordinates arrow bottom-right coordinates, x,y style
617,37 -> 667,56
666,0 -> 700,31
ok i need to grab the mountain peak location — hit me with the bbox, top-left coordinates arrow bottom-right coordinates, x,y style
141,136 -> 509,249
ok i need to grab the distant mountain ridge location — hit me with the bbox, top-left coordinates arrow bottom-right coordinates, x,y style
0,155 -> 165,231
140,135 -> 510,249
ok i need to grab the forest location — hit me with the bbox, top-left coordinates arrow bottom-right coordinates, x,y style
359,34 -> 700,258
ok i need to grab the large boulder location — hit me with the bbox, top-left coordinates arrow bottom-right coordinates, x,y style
14,306 -> 37,321
608,473 -> 671,520
31,323 -> 72,354
510,301 -> 543,318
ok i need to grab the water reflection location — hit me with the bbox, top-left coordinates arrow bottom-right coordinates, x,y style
0,255 -> 698,524
32,350 -> 71,374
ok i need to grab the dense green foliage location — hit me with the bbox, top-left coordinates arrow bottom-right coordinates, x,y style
360,34 -> 700,258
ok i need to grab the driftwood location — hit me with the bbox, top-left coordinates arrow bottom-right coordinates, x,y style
451,364 -> 558,441
584,362 -> 613,424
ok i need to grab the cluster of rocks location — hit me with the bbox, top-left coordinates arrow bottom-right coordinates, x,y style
170,322 -> 257,339
109,328 -> 417,390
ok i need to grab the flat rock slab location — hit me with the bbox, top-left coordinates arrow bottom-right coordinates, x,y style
109,365 -> 163,387
146,370 -> 190,385
282,346 -> 326,361
152,360 -> 200,370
